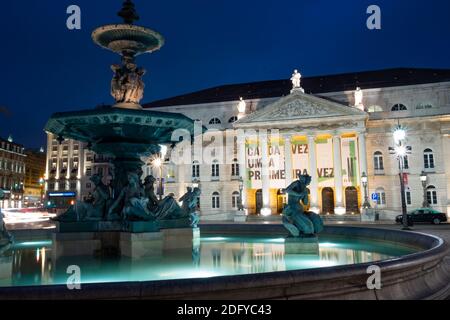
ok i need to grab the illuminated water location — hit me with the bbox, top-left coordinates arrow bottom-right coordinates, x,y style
0,236 -> 418,287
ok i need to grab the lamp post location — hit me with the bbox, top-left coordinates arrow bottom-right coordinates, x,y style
153,157 -> 163,200
238,176 -> 244,211
192,178 -> 201,211
389,125 -> 412,230
420,171 -> 430,208
361,172 -> 371,209
153,144 -> 168,201
39,177 -> 45,207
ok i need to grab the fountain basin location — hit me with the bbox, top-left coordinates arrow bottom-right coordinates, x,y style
0,225 -> 448,300
44,108 -> 198,156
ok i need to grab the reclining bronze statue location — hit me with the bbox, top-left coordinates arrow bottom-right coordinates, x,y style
282,174 -> 324,237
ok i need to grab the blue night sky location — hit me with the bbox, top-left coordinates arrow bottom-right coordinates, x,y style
1,0 -> 450,148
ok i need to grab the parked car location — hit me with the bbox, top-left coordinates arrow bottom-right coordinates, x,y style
396,208 -> 448,225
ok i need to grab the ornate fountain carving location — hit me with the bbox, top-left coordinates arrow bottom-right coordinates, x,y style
111,57 -> 146,105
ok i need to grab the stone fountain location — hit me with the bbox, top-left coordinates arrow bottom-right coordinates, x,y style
44,0 -> 203,258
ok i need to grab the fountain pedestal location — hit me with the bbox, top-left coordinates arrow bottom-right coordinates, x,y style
52,227 -> 200,260
284,237 -> 319,255
0,255 -> 12,285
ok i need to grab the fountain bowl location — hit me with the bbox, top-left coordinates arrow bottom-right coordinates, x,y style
92,24 -> 165,56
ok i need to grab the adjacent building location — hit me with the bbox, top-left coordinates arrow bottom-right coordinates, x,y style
0,136 -> 26,209
43,136 -> 113,207
23,148 -> 46,207
44,67 -> 450,221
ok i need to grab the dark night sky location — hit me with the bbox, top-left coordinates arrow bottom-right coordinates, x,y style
1,0 -> 450,148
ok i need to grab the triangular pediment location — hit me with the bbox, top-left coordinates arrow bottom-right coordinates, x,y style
235,90 -> 367,126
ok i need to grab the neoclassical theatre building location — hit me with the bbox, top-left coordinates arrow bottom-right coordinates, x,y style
45,68 -> 450,221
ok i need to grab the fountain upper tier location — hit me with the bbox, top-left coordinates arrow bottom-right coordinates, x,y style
92,24 -> 164,57
44,107 -> 200,159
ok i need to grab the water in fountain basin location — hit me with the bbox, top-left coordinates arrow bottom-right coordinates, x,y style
0,235 -> 418,287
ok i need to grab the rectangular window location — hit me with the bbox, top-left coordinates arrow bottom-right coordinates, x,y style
424,154 -> 435,169
192,164 -> 200,178
427,191 -> 438,205
403,156 -> 409,170
212,164 -> 219,177
212,196 -> 220,209
376,192 -> 386,206
406,191 -> 411,205
231,163 -> 240,177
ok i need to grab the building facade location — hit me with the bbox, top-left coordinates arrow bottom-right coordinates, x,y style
23,149 -> 46,207
0,136 -> 26,209
44,136 -> 112,204
44,68 -> 450,220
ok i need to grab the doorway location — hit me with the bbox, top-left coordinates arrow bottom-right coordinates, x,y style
256,189 -> 263,214
322,187 -> 335,214
345,187 -> 359,214
277,189 -> 286,214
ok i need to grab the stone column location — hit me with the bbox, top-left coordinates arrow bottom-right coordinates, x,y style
358,133 -> 368,177
260,131 -> 271,216
237,132 -> 247,209
358,132 -> 368,208
284,133 -> 293,187
308,135 -> 320,213
333,135 -> 345,214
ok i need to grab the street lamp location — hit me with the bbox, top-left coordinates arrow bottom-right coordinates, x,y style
153,144 -> 168,201
39,177 -> 45,207
361,172 -> 371,209
238,176 -> 244,211
389,125 -> 412,230
420,171 -> 430,208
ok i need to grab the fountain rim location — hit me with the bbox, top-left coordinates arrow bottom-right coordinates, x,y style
0,226 -> 448,300
43,107 -> 207,145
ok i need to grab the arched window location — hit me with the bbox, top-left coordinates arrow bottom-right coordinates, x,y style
427,186 -> 438,205
375,188 -> 386,206
228,116 -> 238,123
192,161 -> 200,178
212,192 -> 220,209
368,105 -> 383,113
424,149 -> 435,170
232,191 -> 240,209
374,151 -> 384,171
231,158 -> 239,177
209,118 -> 221,125
405,187 -> 412,206
211,160 -> 220,178
391,104 -> 407,111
